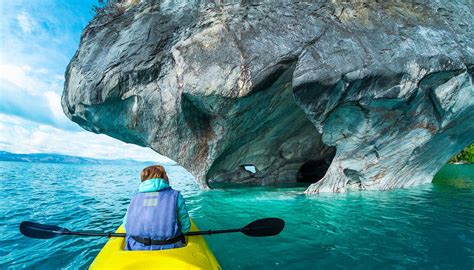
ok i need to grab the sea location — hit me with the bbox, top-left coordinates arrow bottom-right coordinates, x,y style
0,161 -> 472,269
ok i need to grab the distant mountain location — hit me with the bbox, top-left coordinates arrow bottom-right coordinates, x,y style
0,151 -> 165,165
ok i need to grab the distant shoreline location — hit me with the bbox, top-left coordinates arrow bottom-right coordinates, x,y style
0,151 -> 172,166
0,159 -> 153,166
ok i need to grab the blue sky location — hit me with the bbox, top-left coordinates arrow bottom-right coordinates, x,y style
0,1 -> 171,162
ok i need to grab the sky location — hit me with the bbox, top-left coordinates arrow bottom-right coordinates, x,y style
0,0 -> 172,163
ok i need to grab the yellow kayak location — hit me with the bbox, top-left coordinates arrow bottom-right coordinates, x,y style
89,219 -> 221,270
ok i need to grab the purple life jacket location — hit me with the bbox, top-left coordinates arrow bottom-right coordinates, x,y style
125,188 -> 182,250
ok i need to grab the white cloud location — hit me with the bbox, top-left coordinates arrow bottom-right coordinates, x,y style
17,12 -> 36,34
0,64 -> 63,95
0,64 -> 33,90
0,63 -> 77,130
0,114 -> 174,163
44,91 -> 66,123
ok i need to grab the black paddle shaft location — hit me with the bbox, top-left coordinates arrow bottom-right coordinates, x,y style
64,231 -> 126,237
185,228 -> 240,236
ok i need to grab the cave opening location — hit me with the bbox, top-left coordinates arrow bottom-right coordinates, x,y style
242,164 -> 257,174
297,159 -> 331,184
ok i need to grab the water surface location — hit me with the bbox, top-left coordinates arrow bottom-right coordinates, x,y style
0,162 -> 472,269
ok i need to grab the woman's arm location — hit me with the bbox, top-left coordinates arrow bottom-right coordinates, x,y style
122,205 -> 130,232
176,192 -> 191,234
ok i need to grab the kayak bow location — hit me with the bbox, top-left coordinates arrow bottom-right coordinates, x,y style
89,219 -> 221,270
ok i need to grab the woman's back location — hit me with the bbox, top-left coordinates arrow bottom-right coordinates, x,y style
123,165 -> 190,251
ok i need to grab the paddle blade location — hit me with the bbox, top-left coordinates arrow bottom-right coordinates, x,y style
241,218 -> 285,237
20,221 -> 69,239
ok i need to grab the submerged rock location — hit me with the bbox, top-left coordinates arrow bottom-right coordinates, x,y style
62,0 -> 474,193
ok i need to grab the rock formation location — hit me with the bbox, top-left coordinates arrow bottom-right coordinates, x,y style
62,0 -> 474,193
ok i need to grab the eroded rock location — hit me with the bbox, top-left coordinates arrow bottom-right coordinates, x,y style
62,0 -> 474,193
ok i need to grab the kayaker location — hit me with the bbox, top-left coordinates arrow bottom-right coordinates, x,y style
122,165 -> 191,250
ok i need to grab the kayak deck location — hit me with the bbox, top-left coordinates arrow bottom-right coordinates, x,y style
89,219 -> 221,270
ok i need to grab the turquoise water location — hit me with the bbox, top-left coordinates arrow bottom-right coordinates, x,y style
0,161 -> 473,269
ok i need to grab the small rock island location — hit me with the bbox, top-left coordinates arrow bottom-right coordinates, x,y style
62,0 -> 474,193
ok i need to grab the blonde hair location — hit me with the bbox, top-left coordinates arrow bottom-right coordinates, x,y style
141,165 -> 169,182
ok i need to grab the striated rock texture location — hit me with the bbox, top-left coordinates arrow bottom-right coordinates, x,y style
62,0 -> 474,193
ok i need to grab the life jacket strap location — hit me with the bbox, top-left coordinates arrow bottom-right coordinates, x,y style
131,234 -> 185,246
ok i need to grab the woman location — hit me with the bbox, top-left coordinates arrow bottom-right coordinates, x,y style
123,165 -> 191,250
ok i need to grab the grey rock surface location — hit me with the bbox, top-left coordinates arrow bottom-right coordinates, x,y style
62,0 -> 474,193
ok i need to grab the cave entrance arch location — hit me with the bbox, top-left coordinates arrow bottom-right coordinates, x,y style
297,159 -> 331,184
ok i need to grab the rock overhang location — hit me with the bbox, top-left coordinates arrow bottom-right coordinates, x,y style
62,0 -> 474,193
